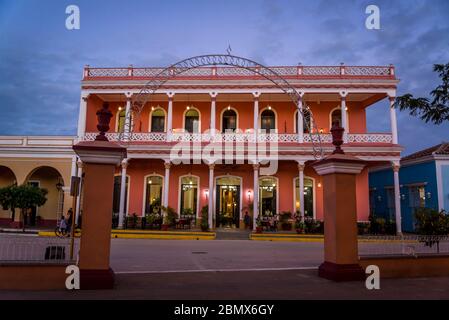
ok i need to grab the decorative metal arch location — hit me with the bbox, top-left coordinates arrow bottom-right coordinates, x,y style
123,54 -> 323,159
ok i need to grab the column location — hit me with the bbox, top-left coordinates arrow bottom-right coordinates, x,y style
253,163 -> 260,230
75,161 -> 83,225
71,156 -> 77,178
118,159 -> 128,229
392,162 -> 402,235
167,93 -> 174,141
124,93 -> 132,141
163,161 -> 171,209
297,95 -> 304,143
208,163 -> 215,229
253,92 -> 260,141
340,92 -> 348,143
77,93 -> 89,139
210,92 -> 217,135
298,162 -> 305,218
389,96 -> 399,144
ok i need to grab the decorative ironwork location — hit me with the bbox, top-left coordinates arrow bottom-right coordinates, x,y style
121,54 -> 324,159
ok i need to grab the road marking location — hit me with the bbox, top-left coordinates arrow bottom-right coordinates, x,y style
115,266 -> 318,274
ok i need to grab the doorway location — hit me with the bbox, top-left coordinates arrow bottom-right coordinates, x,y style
215,176 -> 241,228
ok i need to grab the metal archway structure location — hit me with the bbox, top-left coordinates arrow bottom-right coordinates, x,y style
123,54 -> 324,159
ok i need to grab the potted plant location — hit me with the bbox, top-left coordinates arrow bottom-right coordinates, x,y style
255,216 -> 263,233
279,211 -> 293,231
294,214 -> 305,234
200,205 -> 209,232
161,206 -> 177,231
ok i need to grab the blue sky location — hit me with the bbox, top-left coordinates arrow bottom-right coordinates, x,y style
0,0 -> 448,155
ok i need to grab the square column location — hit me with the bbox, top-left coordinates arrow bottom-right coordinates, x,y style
253,163 -> 259,230
340,92 -> 349,143
253,92 -> 260,141
118,159 -> 128,229
167,93 -> 174,141
123,93 -> 132,141
210,92 -> 217,136
163,161 -> 171,210
392,162 -> 402,234
297,95 -> 304,143
389,96 -> 399,144
208,164 -> 214,229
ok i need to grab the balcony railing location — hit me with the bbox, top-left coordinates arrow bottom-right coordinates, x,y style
82,132 -> 393,144
83,65 -> 395,80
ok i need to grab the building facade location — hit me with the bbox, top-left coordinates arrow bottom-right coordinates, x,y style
369,143 -> 449,232
0,64 -> 403,230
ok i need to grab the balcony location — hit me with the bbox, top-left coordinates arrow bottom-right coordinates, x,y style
82,132 -> 393,144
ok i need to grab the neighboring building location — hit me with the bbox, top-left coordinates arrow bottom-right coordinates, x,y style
369,142 -> 449,232
0,64 -> 402,230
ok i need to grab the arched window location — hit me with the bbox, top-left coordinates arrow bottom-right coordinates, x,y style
261,109 -> 276,131
330,109 -> 342,127
295,110 -> 312,134
145,176 -> 163,215
222,109 -> 237,132
295,177 -> 314,218
117,108 -> 126,132
184,108 -> 200,133
180,176 -> 198,216
259,177 -> 277,216
150,108 -> 166,132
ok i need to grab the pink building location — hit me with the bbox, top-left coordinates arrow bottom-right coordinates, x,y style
78,64 -> 402,230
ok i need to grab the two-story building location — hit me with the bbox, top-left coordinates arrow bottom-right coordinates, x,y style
0,64 -> 403,231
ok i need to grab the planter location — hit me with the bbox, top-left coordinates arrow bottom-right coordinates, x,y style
256,226 -> 263,233
161,224 -> 169,231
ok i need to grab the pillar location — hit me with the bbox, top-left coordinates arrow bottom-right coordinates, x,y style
340,92 -> 348,143
124,93 -> 132,141
392,162 -> 402,235
77,93 -> 89,139
118,159 -> 128,229
167,92 -> 174,141
208,163 -> 214,229
297,162 -> 305,218
297,95 -> 304,143
73,141 -> 126,289
253,163 -> 259,230
163,161 -> 171,209
210,92 -> 217,135
389,96 -> 399,144
253,92 -> 260,141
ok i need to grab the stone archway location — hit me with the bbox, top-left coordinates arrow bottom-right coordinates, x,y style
0,166 -> 17,225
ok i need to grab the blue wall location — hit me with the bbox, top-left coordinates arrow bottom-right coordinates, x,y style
369,161 -> 438,232
442,164 -> 449,211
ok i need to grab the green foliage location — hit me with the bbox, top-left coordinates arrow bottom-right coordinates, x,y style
200,205 -> 209,231
161,206 -> 178,226
368,214 -> 396,235
0,185 -> 20,219
395,63 -> 449,124
414,208 -> 449,235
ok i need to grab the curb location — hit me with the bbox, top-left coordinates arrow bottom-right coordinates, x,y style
38,230 -> 216,240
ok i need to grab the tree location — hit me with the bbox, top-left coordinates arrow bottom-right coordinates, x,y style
395,63 -> 449,124
0,184 -> 47,231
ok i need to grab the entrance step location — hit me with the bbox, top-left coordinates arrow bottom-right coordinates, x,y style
215,229 -> 251,240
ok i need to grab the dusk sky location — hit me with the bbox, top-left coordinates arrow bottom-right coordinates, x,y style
0,0 -> 448,155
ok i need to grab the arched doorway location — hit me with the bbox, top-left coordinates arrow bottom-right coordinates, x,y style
0,166 -> 17,224
215,176 -> 242,228
259,176 -> 278,216
25,166 -> 65,227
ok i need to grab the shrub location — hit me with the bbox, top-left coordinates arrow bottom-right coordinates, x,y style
415,208 -> 449,235
200,205 -> 209,231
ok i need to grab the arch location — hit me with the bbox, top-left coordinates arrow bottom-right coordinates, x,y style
123,54 -> 323,159
258,175 -> 279,216
329,106 -> 349,131
219,106 -> 239,133
259,106 -> 278,131
293,176 -> 316,219
182,106 -> 201,133
214,175 -> 243,221
178,174 -> 200,217
24,166 -> 66,226
149,106 -> 167,132
142,173 -> 164,216
0,165 -> 17,187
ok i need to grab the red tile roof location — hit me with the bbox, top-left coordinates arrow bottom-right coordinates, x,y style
402,142 -> 449,161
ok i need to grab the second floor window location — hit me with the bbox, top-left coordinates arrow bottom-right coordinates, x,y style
222,109 -> 237,132
185,109 -> 200,133
151,109 -> 165,132
261,109 -> 275,131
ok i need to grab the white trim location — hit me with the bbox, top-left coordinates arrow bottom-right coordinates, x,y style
329,106 -> 349,132
259,106 -> 278,131
177,174 -> 201,217
293,176 -> 316,219
148,106 -> 167,133
182,106 -> 202,133
142,174 -> 165,216
258,175 -> 279,215
314,162 -> 365,175
113,173 -> 130,216
214,175 -> 243,221
219,106 -> 240,133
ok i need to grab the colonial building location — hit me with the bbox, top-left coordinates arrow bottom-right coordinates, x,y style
0,64 -> 402,230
